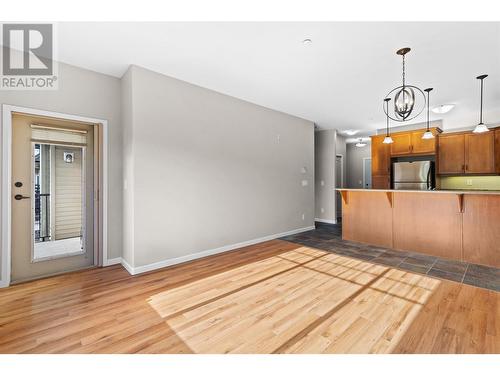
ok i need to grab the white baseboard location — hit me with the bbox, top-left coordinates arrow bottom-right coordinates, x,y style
0,226 -> 316,284
120,225 -> 315,276
315,218 -> 337,224
120,257 -> 134,275
104,257 -> 122,266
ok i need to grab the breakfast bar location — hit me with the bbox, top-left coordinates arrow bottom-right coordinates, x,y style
337,188 -> 500,268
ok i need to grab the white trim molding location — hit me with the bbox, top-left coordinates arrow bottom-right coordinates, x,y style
120,225 -> 315,276
1,104 -> 109,288
104,257 -> 122,266
362,156 -> 372,189
314,218 -> 336,224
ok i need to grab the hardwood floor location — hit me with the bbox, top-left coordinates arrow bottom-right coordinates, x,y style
0,240 -> 498,353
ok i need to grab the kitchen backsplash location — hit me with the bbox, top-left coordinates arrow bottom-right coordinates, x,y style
439,176 -> 500,190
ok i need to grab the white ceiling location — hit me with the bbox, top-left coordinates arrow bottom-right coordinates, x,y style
57,22 -> 500,135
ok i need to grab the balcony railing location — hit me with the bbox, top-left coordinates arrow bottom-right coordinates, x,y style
34,184 -> 50,242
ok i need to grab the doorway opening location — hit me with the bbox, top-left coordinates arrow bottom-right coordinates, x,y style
1,105 -> 108,287
363,157 -> 372,189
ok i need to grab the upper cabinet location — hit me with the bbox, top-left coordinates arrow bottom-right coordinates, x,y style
437,134 -> 465,174
438,131 -> 495,175
465,132 -> 495,174
390,128 -> 440,156
371,135 -> 391,176
390,133 -> 412,155
411,129 -> 440,154
495,129 -> 500,174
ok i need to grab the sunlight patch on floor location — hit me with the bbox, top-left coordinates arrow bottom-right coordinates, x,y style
147,246 -> 441,353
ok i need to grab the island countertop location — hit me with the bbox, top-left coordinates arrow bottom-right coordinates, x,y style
337,188 -> 500,268
336,188 -> 500,195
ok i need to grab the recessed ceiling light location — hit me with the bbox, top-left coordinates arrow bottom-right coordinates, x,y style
355,138 -> 367,147
302,38 -> 312,45
431,104 -> 455,114
344,129 -> 359,136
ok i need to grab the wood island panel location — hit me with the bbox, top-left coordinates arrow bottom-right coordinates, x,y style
392,192 -> 463,260
342,191 -> 393,248
463,194 -> 500,268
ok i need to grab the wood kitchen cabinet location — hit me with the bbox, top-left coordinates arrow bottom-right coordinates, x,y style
390,133 -> 412,155
438,131 -> 495,175
371,135 -> 391,176
495,128 -> 500,174
411,129 -> 439,154
372,175 -> 391,189
390,128 -> 439,156
465,132 -> 495,174
437,133 -> 465,174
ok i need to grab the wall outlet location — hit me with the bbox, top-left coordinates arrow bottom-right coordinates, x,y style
321,180 -> 325,186
466,179 -> 473,186
301,179 -> 308,187
301,213 -> 305,221
321,207 -> 325,213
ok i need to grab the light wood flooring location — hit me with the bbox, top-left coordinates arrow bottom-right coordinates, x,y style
0,240 -> 498,353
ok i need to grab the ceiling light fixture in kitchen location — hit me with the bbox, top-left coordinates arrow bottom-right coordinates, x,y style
344,129 -> 359,136
432,104 -> 455,114
355,138 -> 367,148
422,88 -> 434,139
473,74 -> 489,133
302,38 -> 312,45
384,48 -> 426,122
383,98 -> 394,144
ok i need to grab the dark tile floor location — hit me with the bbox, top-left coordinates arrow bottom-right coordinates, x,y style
280,222 -> 500,292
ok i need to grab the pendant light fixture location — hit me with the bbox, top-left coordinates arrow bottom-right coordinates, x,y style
384,47 -> 426,122
422,88 -> 434,139
473,74 -> 489,133
383,98 -> 393,144
355,138 -> 367,148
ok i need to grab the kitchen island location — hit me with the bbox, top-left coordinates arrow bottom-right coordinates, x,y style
337,188 -> 500,268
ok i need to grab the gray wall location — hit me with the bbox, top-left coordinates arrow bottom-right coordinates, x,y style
346,142 -> 371,188
123,66 -> 314,268
0,62 -> 123,276
315,129 -> 336,222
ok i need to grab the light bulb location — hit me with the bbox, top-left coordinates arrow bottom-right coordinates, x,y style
383,136 -> 393,144
473,124 -> 489,133
422,131 -> 434,139
394,87 -> 415,117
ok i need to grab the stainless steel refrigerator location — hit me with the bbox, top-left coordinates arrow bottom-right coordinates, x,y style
393,161 -> 434,190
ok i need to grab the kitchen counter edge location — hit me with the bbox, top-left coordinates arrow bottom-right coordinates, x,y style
335,188 -> 500,195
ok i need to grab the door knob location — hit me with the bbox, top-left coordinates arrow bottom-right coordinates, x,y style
14,194 -> 30,200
